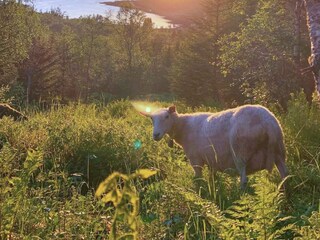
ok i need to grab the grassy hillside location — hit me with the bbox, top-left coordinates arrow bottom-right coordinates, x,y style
0,97 -> 319,239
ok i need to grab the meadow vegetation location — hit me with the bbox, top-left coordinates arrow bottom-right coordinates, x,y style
1,0 -> 320,239
0,96 -> 319,239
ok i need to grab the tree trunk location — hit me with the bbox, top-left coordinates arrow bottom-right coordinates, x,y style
304,0 -> 320,95
294,0 -> 303,67
26,71 -> 32,106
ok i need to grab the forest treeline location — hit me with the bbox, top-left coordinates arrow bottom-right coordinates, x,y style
0,0 -> 314,107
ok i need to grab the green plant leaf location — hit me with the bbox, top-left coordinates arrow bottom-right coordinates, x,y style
95,173 -> 119,197
101,188 -> 122,206
134,169 -> 157,179
118,233 -> 136,240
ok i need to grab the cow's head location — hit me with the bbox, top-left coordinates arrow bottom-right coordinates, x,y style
141,106 -> 176,141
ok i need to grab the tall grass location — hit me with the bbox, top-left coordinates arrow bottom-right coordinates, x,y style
0,97 -> 319,239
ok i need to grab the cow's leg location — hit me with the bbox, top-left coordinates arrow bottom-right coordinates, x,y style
189,157 -> 205,195
275,157 -> 288,192
192,165 -> 203,178
191,164 -> 204,195
231,155 -> 248,190
229,136 -> 249,190
189,155 -> 204,178
240,166 -> 248,190
275,159 -> 288,180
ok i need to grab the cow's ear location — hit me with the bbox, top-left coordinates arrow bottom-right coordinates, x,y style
139,111 -> 151,117
168,105 -> 176,114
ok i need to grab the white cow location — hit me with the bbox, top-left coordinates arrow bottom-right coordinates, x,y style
142,105 -> 288,189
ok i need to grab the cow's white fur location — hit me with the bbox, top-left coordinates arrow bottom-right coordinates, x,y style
147,105 -> 288,189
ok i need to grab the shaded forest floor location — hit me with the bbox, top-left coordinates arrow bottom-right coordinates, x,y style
0,96 -> 319,239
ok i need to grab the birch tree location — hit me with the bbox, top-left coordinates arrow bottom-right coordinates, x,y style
303,0 -> 320,95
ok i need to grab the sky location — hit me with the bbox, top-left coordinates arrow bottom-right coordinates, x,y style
32,0 -> 170,28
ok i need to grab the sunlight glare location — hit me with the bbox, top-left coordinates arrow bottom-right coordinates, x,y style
131,101 -> 160,114
134,139 -> 142,150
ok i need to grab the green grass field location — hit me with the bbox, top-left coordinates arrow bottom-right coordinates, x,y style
0,96 -> 319,239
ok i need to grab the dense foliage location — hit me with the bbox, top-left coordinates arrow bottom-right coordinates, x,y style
1,0 -> 319,239
0,0 -> 312,107
0,98 -> 319,239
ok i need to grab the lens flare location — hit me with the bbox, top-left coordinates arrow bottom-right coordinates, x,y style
134,139 -> 142,150
131,101 -> 160,114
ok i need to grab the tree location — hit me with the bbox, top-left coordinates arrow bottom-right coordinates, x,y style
0,1 -> 40,86
220,0 -> 300,108
170,0 -> 235,106
50,14 -> 114,101
54,26 -> 78,100
112,4 -> 152,97
294,0 -> 315,104
144,29 -> 176,94
18,37 -> 60,104
74,15 -> 111,100
302,0 -> 320,97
